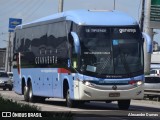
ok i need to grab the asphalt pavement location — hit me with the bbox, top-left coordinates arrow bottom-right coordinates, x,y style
0,89 -> 160,120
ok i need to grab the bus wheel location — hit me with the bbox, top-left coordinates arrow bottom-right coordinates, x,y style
28,82 -> 35,102
24,86 -> 29,102
118,100 -> 130,110
8,86 -> 13,91
3,88 -> 6,90
66,89 -> 75,108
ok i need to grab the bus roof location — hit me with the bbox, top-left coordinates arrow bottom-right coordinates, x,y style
17,9 -> 138,29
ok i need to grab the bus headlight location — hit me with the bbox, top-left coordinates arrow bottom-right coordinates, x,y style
129,80 -> 143,86
136,81 -> 143,86
83,81 -> 92,86
85,81 -> 91,86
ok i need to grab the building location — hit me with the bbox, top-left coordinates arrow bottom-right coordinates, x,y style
0,48 -> 6,71
151,52 -> 160,69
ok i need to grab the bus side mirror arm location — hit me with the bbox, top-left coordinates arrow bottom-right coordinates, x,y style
71,32 -> 80,53
142,32 -> 152,53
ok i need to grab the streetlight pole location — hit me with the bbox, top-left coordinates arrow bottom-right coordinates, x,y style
114,0 -> 116,10
140,0 -> 145,31
143,0 -> 153,74
3,40 -> 9,72
8,32 -> 12,72
58,0 -> 64,13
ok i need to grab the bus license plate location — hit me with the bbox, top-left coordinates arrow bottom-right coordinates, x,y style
109,93 -> 120,97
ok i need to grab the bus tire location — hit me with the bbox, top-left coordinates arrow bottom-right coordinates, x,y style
3,88 -> 6,90
28,82 -> 36,102
24,86 -> 29,102
66,89 -> 75,108
118,100 -> 130,110
8,87 -> 12,91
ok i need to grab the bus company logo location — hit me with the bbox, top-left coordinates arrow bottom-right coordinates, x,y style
112,85 -> 117,90
119,29 -> 136,34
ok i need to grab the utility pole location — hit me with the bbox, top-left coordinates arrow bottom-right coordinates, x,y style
143,0 -> 153,74
114,0 -> 116,10
8,32 -> 12,72
3,40 -> 8,72
58,0 -> 64,13
3,39 -> 10,72
140,0 -> 145,31
5,32 -> 12,72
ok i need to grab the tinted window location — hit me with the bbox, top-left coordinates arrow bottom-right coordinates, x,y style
13,21 -> 69,68
80,27 -> 112,75
78,26 -> 143,78
145,77 -> 160,83
47,22 -> 68,59
24,28 -> 33,52
14,29 -> 25,52
31,25 -> 48,56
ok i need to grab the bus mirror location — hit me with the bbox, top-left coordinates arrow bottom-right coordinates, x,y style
71,32 -> 80,53
142,32 -> 152,53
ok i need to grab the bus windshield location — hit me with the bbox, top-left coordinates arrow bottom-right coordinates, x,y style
78,26 -> 143,78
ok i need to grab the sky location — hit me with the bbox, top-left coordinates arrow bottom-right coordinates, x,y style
0,0 -> 159,48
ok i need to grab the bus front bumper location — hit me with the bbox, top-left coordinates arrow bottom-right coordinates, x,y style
73,81 -> 144,101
